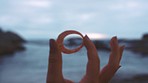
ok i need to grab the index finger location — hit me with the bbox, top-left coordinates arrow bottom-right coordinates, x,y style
84,35 -> 100,78
84,35 -> 99,61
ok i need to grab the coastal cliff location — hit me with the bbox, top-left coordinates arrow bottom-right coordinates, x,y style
0,28 -> 26,56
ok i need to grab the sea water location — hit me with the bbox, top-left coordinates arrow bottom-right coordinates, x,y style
0,42 -> 148,83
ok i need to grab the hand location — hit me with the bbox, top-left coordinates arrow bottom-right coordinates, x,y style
80,36 -> 124,83
46,36 -> 124,83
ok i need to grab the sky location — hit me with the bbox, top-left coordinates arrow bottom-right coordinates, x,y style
0,0 -> 148,39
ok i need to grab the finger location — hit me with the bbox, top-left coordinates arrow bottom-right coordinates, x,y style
84,35 -> 99,61
47,39 -> 64,82
49,39 -> 62,68
100,37 -> 124,83
110,36 -> 118,55
108,36 -> 119,65
84,35 -> 100,78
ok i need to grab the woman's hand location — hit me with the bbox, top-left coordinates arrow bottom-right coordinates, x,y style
46,36 -> 124,83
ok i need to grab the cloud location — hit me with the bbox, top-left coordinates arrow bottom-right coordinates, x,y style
0,0 -> 148,39
109,1 -> 142,10
28,15 -> 53,25
22,0 -> 52,8
0,15 -> 20,26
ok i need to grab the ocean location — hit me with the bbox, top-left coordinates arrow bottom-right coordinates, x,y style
0,41 -> 148,83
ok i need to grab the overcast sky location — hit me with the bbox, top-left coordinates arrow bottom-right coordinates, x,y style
0,0 -> 148,39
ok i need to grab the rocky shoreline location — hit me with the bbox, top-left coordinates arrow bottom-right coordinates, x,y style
1,28 -> 147,57
65,33 -> 148,56
125,33 -> 148,56
0,28 -> 26,56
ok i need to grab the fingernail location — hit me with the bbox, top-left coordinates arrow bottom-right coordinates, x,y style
50,39 -> 55,47
84,35 -> 89,46
114,36 -> 117,40
50,39 -> 56,53
84,35 -> 90,40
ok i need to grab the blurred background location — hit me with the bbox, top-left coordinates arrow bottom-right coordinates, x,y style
0,0 -> 148,83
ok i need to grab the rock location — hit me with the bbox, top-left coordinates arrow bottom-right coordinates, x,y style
142,33 -> 148,40
93,40 -> 110,51
125,38 -> 148,56
0,28 -> 26,56
66,37 -> 83,46
123,33 -> 148,56
122,33 -> 148,56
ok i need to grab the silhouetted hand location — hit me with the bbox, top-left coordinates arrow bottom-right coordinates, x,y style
80,36 -> 124,83
46,36 -> 124,83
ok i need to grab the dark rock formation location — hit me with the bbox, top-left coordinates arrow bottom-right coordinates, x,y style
0,28 -> 26,56
126,40 -> 148,56
142,33 -> 148,40
64,33 -> 148,56
125,33 -> 148,56
93,40 -> 110,51
65,37 -> 110,51
65,37 -> 83,46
